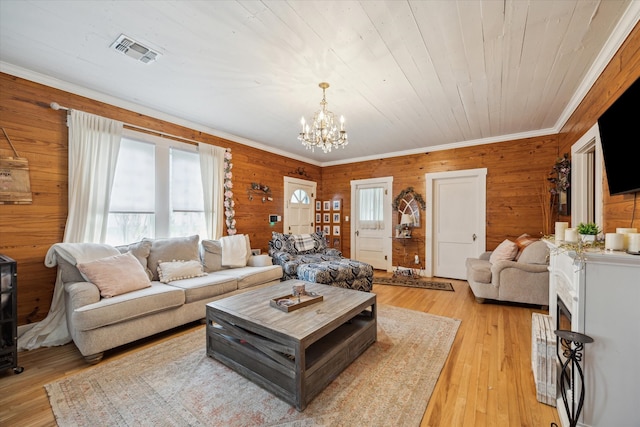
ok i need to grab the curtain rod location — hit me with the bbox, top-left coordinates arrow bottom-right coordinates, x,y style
49,101 -> 221,148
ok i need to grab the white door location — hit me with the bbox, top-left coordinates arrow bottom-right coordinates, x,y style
284,177 -> 316,234
425,169 -> 486,279
350,177 -> 393,271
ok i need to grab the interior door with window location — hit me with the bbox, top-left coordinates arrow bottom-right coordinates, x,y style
351,177 -> 393,271
284,177 -> 316,235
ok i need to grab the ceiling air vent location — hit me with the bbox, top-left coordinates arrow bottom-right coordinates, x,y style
110,34 -> 160,64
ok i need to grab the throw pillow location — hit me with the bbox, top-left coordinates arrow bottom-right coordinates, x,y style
76,251 -> 151,298
269,231 -> 294,254
514,233 -> 539,260
201,239 -> 223,272
489,239 -> 518,264
157,260 -> 207,283
517,240 -> 549,265
115,240 -> 153,280
312,230 -> 328,252
144,235 -> 200,281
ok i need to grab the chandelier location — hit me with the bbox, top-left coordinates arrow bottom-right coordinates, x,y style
298,82 -> 348,153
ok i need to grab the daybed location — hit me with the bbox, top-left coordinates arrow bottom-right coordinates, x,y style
47,234 -> 282,363
465,238 -> 550,307
268,231 -> 373,291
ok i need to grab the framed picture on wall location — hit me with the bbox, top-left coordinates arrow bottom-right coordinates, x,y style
333,225 -> 340,236
315,225 -> 321,233
323,201 -> 331,211
323,213 -> 330,223
316,201 -> 321,211
323,225 -> 330,235
315,213 -> 321,223
332,213 -> 340,223
333,237 -> 341,248
332,200 -> 341,211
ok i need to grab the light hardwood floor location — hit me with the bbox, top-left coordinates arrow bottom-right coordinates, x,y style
0,274 -> 560,426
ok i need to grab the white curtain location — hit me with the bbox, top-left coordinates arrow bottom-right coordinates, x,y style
64,110 -> 123,243
359,187 -> 385,230
198,143 -> 226,239
18,110 -> 122,351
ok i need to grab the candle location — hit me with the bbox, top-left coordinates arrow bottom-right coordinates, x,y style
628,233 -> 640,253
604,233 -> 624,251
555,222 -> 569,242
564,228 -> 578,243
616,228 -> 638,250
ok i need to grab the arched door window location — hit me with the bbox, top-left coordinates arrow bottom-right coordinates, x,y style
290,189 -> 310,204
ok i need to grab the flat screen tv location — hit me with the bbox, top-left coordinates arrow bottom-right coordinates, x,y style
597,77 -> 640,195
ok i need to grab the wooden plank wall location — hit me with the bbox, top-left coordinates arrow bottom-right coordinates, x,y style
321,135 -> 559,267
1,21 -> 638,327
558,21 -> 640,232
0,73 -> 320,325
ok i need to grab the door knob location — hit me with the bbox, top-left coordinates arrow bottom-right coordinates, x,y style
355,230 -> 359,236
473,233 -> 477,241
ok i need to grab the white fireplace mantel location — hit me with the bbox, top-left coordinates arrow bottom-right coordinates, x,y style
545,240 -> 639,427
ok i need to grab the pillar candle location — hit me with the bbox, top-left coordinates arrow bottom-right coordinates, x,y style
555,222 -> 569,242
604,233 -> 624,251
628,233 -> 640,253
616,228 -> 638,250
564,228 -> 578,243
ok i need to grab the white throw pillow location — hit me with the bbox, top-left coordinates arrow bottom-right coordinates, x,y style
77,251 -> 152,298
157,260 -> 207,283
489,239 -> 518,264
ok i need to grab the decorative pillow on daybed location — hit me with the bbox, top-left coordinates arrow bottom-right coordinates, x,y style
489,239 -> 519,264
157,260 -> 207,283
76,251 -> 151,298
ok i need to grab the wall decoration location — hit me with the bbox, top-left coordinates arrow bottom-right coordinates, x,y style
548,153 -> 571,216
247,182 -> 272,203
0,127 -> 32,204
223,149 -> 235,235
332,200 -> 341,211
333,225 -> 340,236
316,201 -> 321,211
323,213 -> 330,223
333,213 -> 340,223
323,201 -> 331,211
315,213 -> 321,223
393,187 -> 425,229
315,225 -> 321,233
323,225 -> 330,235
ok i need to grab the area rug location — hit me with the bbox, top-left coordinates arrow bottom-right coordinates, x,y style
45,305 -> 460,427
373,276 -> 455,292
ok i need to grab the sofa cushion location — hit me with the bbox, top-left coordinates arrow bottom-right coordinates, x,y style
489,239 -> 518,264
72,282 -> 184,331
215,265 -> 283,290
164,274 -> 238,304
465,258 -> 492,284
115,240 -> 153,279
145,235 -> 200,281
157,260 -> 207,283
517,240 -> 549,265
77,252 -> 152,298
220,234 -> 251,267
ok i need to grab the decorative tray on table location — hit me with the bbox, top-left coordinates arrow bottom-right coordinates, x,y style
270,292 -> 323,312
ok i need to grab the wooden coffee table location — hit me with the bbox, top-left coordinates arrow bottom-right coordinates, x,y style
206,279 -> 377,411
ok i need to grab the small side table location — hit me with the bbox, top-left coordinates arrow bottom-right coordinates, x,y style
393,236 -> 423,277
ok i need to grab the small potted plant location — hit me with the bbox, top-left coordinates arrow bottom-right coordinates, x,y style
577,222 -> 600,242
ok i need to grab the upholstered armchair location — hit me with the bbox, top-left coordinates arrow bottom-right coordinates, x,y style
465,240 -> 550,307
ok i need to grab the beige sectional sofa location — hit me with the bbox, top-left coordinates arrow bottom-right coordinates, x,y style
48,235 -> 282,363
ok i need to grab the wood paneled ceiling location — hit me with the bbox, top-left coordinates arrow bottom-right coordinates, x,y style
0,1 -> 638,165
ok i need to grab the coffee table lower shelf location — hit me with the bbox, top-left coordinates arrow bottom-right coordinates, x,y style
206,295 -> 376,411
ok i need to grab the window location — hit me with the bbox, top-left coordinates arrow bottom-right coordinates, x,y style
106,132 -> 207,245
290,189 -> 310,204
358,187 -> 384,229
